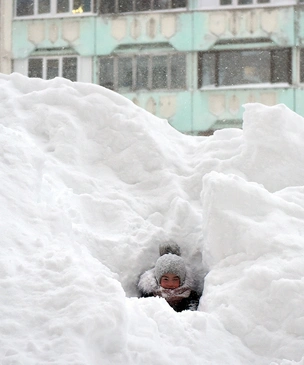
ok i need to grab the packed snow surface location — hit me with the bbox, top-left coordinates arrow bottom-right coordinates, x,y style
0,72 -> 304,365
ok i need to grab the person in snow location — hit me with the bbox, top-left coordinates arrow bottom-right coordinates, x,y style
138,243 -> 200,312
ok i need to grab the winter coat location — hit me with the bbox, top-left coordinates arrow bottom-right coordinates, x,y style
138,268 -> 200,312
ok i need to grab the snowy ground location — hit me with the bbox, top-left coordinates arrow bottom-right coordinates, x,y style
0,72 -> 303,365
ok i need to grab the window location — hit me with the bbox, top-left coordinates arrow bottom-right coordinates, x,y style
28,58 -> 43,78
28,56 -> 78,81
99,0 -> 186,14
220,0 -> 270,5
99,57 -> 114,90
99,53 -> 186,91
15,0 -> 93,17
199,48 -> 291,87
300,49 -> 304,83
152,55 -> 168,89
16,0 -> 34,16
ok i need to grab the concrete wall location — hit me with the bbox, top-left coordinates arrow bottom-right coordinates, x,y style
0,0 -> 13,74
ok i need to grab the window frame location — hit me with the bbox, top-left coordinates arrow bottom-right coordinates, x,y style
98,52 -> 187,92
98,0 -> 187,14
219,0 -> 272,6
198,0 -> 295,9
28,55 -> 79,81
198,48 -> 292,89
300,48 -> 304,84
15,0 -> 95,18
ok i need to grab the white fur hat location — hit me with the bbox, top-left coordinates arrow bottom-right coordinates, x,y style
154,253 -> 186,285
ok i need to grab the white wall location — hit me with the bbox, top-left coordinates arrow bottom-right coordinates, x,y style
78,57 -> 93,83
0,0 -> 13,74
13,59 -> 27,76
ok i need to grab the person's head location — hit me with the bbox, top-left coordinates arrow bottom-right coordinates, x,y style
155,254 -> 186,289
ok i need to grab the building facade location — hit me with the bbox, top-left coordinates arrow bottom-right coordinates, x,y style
11,0 -> 304,134
0,0 -> 13,74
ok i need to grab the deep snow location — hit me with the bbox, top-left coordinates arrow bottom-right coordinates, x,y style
0,72 -> 303,365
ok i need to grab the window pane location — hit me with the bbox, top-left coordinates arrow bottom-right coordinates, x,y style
172,0 -> 186,8
28,58 -> 43,78
118,0 -> 133,12
62,57 -> 77,81
99,57 -> 115,90
238,0 -> 253,4
16,0 -> 34,16
152,55 -> 168,89
153,0 -> 170,10
82,0 -> 92,11
201,52 -> 216,87
118,57 -> 133,90
242,50 -> 270,84
170,54 -> 186,89
100,0 -> 115,13
220,0 -> 232,4
301,49 -> 304,83
272,49 -> 291,83
57,0 -> 69,13
218,50 -> 270,86
257,0 -> 270,3
73,0 -> 91,12
135,0 -> 151,11
39,0 -> 51,13
46,59 -> 59,79
136,56 -> 149,90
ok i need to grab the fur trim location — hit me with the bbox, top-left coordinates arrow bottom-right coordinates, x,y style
138,268 -> 158,294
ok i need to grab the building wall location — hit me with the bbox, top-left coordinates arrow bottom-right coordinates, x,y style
0,0 -> 13,74
11,1 -> 304,134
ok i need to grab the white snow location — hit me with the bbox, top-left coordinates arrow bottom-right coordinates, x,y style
0,72 -> 303,365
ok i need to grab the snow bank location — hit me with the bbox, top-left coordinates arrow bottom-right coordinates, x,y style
0,72 -> 303,365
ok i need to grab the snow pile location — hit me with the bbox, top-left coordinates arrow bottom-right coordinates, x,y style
0,72 -> 303,365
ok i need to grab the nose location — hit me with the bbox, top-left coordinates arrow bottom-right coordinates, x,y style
167,282 -> 176,289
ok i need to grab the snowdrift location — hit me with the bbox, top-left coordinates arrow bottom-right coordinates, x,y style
0,73 -> 303,365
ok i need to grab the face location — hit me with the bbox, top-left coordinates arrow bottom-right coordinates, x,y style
160,273 -> 180,289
